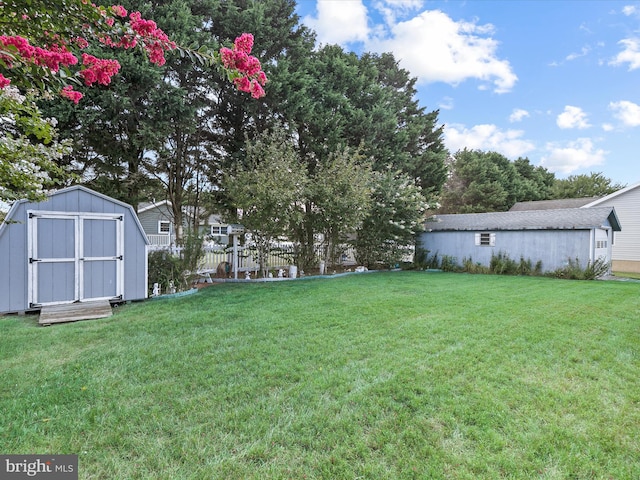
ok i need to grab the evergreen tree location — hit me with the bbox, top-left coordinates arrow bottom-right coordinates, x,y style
552,172 -> 625,199
440,149 -> 555,213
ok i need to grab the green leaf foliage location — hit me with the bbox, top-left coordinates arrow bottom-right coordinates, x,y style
440,149 -> 555,213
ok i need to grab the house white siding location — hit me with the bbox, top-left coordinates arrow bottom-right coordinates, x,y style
584,182 -> 640,272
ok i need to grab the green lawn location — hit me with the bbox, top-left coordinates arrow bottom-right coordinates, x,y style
1,272 -> 639,479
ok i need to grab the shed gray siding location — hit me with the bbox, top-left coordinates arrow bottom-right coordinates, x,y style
420,229 -> 593,271
0,186 -> 149,314
418,207 -> 619,273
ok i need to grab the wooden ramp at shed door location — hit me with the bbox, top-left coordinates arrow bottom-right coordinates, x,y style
38,300 -> 113,325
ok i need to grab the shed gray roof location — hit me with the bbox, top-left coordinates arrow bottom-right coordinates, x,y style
0,185 -> 150,243
425,207 -> 621,232
509,197 -> 600,211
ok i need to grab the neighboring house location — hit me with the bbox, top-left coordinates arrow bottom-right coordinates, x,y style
137,201 -> 229,247
0,186 -> 149,314
582,182 -> 640,273
138,200 -> 176,246
201,213 -> 230,246
510,182 -> 640,273
418,207 -> 620,274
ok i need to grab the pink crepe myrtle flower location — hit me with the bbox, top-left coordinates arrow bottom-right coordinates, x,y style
110,5 -> 127,17
233,76 -> 251,93
0,74 -> 10,89
219,34 -> 267,98
79,53 -> 120,86
129,12 -> 158,38
0,36 -> 78,72
249,79 -> 265,99
60,85 -> 83,103
74,37 -> 89,49
234,33 -> 253,54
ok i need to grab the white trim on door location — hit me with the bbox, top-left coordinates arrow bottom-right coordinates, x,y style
28,210 -> 125,307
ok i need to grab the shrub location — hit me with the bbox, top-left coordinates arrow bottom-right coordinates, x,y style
440,255 -> 458,272
517,256 -> 532,276
426,252 -> 440,269
584,257 -> 611,279
490,252 -> 518,275
147,231 -> 205,294
550,257 -> 610,280
414,247 -> 430,269
534,260 -> 543,276
148,250 -> 185,295
462,257 -> 490,274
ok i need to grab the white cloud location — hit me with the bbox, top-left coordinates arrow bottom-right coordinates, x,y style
622,5 -> 638,16
602,123 -> 615,132
609,100 -> 640,126
373,0 -> 423,25
557,106 -> 591,129
368,10 -> 517,93
540,138 -> 606,174
444,124 -> 535,158
438,96 -> 454,110
509,108 -> 529,123
303,1 -> 370,46
303,2 -> 517,93
610,38 -> 640,70
566,45 -> 590,61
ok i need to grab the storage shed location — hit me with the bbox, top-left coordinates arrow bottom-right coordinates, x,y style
418,207 -> 621,274
0,186 -> 149,314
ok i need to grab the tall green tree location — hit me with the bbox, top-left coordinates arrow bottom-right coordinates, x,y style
305,147 -> 372,268
42,0 -> 269,241
224,126 -> 307,277
354,168 -> 430,269
356,53 -> 448,196
552,172 -> 625,199
44,48 -> 177,207
266,44 -> 448,268
0,0 -> 178,203
440,149 -> 555,213
513,157 -> 555,201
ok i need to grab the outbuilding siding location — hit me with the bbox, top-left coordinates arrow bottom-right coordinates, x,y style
422,229 -> 593,271
0,186 -> 149,314
418,207 -> 619,274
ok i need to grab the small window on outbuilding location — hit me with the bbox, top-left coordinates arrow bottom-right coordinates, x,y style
159,220 -> 171,234
475,232 -> 496,246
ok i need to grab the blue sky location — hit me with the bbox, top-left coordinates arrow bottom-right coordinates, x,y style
294,0 -> 640,186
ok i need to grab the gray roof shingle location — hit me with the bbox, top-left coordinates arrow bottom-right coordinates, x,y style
425,207 -> 621,232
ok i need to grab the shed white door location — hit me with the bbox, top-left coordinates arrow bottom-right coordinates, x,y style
28,211 -> 124,307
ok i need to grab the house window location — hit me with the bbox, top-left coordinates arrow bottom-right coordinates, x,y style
475,232 -> 496,246
158,221 -> 171,234
210,225 -> 227,236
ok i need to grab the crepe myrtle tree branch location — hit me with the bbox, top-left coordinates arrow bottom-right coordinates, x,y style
0,2 -> 267,101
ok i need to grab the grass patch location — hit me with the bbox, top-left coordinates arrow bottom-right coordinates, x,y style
1,272 -> 639,479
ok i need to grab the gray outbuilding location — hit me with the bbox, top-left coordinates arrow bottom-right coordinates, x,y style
418,207 -> 621,274
0,186 -> 149,314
